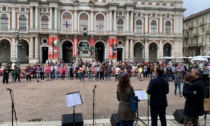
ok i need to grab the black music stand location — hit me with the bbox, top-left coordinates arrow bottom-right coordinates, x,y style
66,91 -> 83,126
8,89 -> 17,126
134,89 -> 148,126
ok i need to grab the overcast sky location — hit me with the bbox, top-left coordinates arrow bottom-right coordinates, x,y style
183,0 -> 210,17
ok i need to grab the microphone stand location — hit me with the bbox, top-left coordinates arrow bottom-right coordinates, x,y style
8,89 -> 17,126
92,85 -> 97,126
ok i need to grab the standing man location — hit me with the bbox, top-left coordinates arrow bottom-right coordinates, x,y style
183,68 -> 205,126
14,65 -> 21,82
147,67 -> 169,126
3,66 -> 9,84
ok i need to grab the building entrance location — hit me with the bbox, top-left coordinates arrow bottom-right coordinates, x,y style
42,47 -> 48,64
117,48 -> 123,62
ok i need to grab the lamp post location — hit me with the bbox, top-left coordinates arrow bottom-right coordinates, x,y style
140,34 -> 149,62
13,31 -> 23,66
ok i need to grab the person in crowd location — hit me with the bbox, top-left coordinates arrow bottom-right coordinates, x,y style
143,65 -> 147,78
50,63 -> 55,79
45,64 -> 51,81
115,65 -> 121,81
32,65 -> 37,78
3,66 -> 9,84
105,64 -> 111,81
36,65 -> 41,82
11,69 -> 16,83
61,64 -> 66,80
79,64 -> 85,81
147,67 -> 169,126
40,64 -> 45,80
54,63 -> 58,79
99,65 -> 105,81
75,63 -> 80,79
70,64 -> 74,80
87,64 -> 93,81
67,63 -> 71,80
138,65 -> 143,81
95,64 -> 100,81
14,65 -> 21,82
117,74 -> 136,126
174,71 -> 183,97
25,65 -> 32,81
183,68 -> 205,126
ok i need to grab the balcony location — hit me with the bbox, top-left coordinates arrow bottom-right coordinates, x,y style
199,22 -> 205,26
193,33 -> 199,37
189,25 -> 194,29
188,43 -> 198,47
197,43 -> 204,46
206,30 -> 210,35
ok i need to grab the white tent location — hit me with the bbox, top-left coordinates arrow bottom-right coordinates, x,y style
191,56 -> 208,61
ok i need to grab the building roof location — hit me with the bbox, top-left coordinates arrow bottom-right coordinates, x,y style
184,8 -> 210,22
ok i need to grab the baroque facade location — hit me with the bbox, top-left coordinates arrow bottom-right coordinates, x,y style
183,8 -> 210,56
0,0 -> 184,64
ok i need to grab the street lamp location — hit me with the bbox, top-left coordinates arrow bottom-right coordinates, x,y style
13,31 -> 23,66
140,34 -> 149,62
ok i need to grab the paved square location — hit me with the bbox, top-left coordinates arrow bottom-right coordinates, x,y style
0,76 -> 185,122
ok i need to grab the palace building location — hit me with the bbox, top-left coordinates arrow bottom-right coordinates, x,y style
0,0 -> 184,64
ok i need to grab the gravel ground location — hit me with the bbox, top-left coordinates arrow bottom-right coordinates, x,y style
0,76 -> 185,122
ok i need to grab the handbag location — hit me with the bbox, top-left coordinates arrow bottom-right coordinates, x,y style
129,87 -> 138,112
204,98 -> 210,111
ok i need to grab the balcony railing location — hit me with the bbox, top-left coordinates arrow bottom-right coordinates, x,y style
206,30 -> 210,35
193,33 -> 199,37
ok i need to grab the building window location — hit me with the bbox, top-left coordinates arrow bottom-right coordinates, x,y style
119,12 -> 122,16
152,14 -> 155,17
21,8 -> 25,12
62,12 -> 72,31
19,15 -> 27,30
41,15 -> 49,29
165,21 -> 171,35
117,19 -> 124,32
79,13 -> 88,31
151,20 -> 157,34
135,20 -> 142,34
42,8 -> 47,13
138,13 -> 141,17
0,14 -> 8,30
167,14 -> 170,18
2,7 -> 6,11
96,14 -> 104,31
202,27 -> 205,33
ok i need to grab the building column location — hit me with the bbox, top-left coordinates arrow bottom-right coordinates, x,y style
125,39 -> 129,59
109,11 -> 112,32
29,37 -> 33,60
74,9 -> 78,31
49,8 -> 53,30
30,7 -> 33,29
90,10 -> 94,31
54,7 -> 58,30
159,41 -> 163,58
145,42 -> 149,61
145,13 -> 148,33
126,11 -> 129,32
114,10 -> 117,32
35,36 -> 39,60
160,15 -> 163,34
35,7 -> 38,29
11,38 -> 16,61
130,39 -> 134,60
12,7 -> 16,30
106,13 -> 109,32
130,11 -> 133,32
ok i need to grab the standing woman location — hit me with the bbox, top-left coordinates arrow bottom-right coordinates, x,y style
117,74 -> 136,126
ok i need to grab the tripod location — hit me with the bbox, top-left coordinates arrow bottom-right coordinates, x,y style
7,89 -> 17,126
92,85 -> 97,126
135,101 -> 147,126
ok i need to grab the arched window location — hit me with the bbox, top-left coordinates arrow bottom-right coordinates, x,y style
165,21 -> 171,35
136,20 -> 142,34
41,15 -> 49,29
19,15 -> 27,30
151,20 -> 157,34
62,12 -> 72,31
117,19 -> 124,32
1,14 -> 8,30
96,14 -> 104,31
79,13 -> 88,31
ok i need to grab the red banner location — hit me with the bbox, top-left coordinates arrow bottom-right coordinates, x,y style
74,38 -> 78,56
48,37 -> 58,59
109,38 -> 113,59
113,38 -> 117,59
90,38 -> 94,46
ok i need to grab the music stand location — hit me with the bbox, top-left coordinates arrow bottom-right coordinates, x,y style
66,91 -> 83,126
134,89 -> 148,126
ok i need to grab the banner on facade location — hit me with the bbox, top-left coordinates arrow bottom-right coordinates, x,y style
74,38 -> 78,56
48,37 -> 58,59
90,38 -> 94,46
109,38 -> 117,59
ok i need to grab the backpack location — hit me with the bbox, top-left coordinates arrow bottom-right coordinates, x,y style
129,88 -> 138,113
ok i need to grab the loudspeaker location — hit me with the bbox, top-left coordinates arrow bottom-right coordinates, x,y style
110,113 -> 120,126
62,113 -> 83,126
173,109 -> 184,124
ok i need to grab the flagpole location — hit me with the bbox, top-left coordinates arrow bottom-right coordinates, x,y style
53,37 -> 54,59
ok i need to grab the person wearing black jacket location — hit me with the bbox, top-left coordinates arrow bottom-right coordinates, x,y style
147,67 -> 169,126
183,68 -> 205,126
3,66 -> 9,84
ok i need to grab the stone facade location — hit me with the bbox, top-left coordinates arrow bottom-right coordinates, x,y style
0,0 -> 184,63
183,8 -> 210,56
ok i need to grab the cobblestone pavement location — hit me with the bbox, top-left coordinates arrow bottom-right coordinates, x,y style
0,76 -> 186,122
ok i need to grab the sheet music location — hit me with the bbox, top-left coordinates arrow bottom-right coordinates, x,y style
134,90 -> 148,101
66,92 -> 82,107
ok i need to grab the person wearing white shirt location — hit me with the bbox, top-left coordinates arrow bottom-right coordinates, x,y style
115,66 -> 121,81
